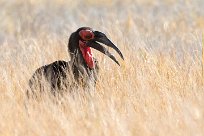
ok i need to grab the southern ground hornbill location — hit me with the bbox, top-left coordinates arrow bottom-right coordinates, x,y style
28,27 -> 124,97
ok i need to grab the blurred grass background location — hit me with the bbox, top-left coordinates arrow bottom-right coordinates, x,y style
0,0 -> 204,136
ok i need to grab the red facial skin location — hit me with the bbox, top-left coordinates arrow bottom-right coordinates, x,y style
79,30 -> 95,69
79,30 -> 94,40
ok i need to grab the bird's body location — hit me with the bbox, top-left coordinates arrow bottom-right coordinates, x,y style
28,27 -> 123,98
28,59 -> 99,95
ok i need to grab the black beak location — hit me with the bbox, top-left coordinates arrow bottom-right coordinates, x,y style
87,31 -> 124,66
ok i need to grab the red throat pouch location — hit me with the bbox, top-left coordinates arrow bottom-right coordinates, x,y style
79,40 -> 95,68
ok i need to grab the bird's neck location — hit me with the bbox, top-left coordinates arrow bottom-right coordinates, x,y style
69,50 -> 99,87
70,49 -> 93,73
70,51 -> 98,86
70,47 -> 96,69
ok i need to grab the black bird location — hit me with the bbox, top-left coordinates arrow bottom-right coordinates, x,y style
28,27 -> 124,97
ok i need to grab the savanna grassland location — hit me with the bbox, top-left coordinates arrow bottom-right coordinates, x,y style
0,0 -> 204,135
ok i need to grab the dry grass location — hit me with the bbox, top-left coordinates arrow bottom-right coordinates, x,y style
0,0 -> 204,136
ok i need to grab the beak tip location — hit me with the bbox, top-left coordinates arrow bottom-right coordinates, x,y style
116,62 -> 120,66
118,51 -> 124,60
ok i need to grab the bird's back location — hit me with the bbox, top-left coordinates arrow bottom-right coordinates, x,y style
28,59 -> 99,98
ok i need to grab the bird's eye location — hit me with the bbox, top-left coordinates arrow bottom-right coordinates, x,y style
85,34 -> 92,39
79,30 -> 94,40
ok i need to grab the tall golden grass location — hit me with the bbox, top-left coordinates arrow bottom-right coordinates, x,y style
0,0 -> 204,135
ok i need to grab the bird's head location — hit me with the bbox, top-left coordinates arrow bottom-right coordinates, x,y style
68,27 -> 124,69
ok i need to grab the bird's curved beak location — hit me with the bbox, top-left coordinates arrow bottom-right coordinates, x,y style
86,31 -> 124,66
